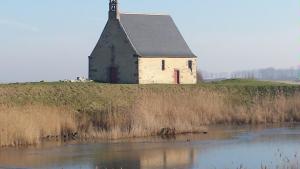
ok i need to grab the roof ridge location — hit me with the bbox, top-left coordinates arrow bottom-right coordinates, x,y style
120,12 -> 170,16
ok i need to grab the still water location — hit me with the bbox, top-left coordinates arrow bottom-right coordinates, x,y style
1,125 -> 300,169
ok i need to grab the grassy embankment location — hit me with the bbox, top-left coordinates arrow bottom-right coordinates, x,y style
0,79 -> 300,147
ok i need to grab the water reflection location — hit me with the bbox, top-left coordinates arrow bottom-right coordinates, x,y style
92,148 -> 196,169
0,125 -> 300,169
0,144 -> 198,169
139,149 -> 196,169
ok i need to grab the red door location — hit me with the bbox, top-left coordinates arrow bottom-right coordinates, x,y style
174,70 -> 180,84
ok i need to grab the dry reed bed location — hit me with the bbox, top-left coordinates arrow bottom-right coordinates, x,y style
0,83 -> 300,147
0,105 -> 76,147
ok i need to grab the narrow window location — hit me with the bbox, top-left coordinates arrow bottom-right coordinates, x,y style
162,60 -> 165,71
188,60 -> 193,71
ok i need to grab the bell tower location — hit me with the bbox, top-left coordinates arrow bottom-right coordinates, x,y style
109,0 -> 119,20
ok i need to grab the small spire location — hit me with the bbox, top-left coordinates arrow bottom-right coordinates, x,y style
109,0 -> 119,20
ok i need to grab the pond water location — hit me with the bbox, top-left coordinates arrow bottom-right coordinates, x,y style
1,124 -> 300,169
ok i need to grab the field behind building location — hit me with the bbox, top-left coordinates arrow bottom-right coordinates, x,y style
0,79 -> 300,147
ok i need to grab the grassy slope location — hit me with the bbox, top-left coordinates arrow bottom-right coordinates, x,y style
1,80 -> 299,120
1,79 -> 300,146
0,79 -> 300,119
0,79 -> 299,109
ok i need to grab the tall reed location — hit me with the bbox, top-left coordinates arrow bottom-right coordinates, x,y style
0,105 -> 76,147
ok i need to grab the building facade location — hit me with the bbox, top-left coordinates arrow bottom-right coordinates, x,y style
89,0 -> 197,84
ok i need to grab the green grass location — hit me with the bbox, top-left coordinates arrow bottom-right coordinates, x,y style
202,79 -> 300,97
0,79 -> 299,113
0,82 -> 138,109
207,79 -> 292,86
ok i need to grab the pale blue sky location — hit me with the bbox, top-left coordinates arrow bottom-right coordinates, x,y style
0,0 -> 299,82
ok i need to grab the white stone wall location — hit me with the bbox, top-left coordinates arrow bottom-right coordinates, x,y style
138,58 -> 197,84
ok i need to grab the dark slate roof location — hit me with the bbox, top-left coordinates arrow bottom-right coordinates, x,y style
119,13 -> 196,58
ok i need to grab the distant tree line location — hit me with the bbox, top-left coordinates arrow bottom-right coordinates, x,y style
201,67 -> 300,81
